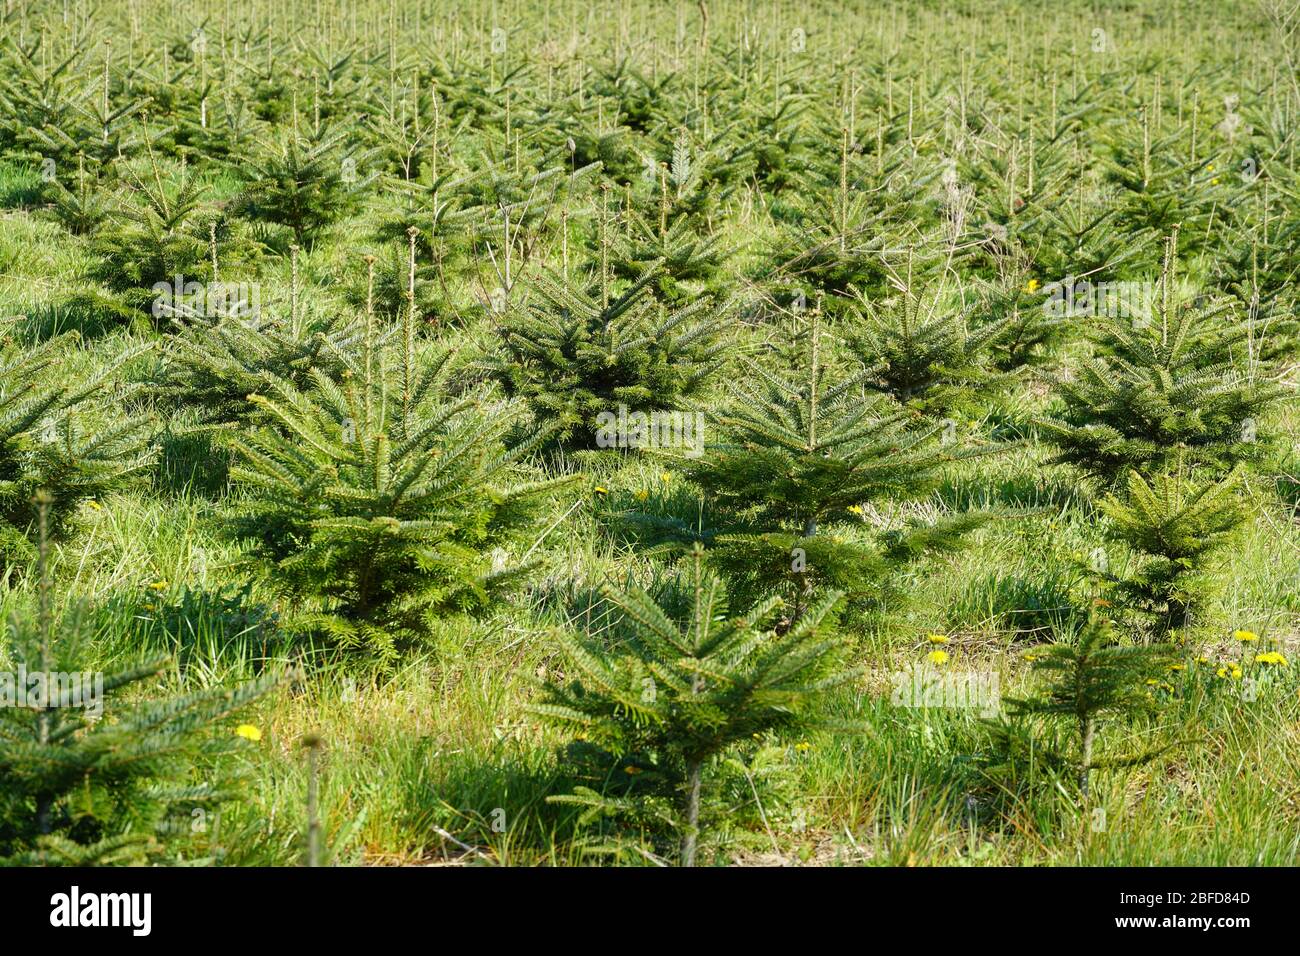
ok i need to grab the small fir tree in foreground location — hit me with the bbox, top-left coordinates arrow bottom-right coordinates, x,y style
992,611 -> 1181,798
533,547 -> 854,865
1097,467 -> 1248,632
228,316 -> 576,659
0,494 -> 278,865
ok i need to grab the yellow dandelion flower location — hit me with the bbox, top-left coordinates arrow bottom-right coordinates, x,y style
1024,278 -> 1040,293
927,649 -> 950,665
148,580 -> 168,591
634,490 -> 649,502
847,504 -> 864,515
926,634 -> 950,645
660,472 -> 671,483
1234,630 -> 1258,642
86,500 -> 102,511
594,486 -> 609,497
1145,678 -> 1159,686
1210,177 -> 1220,185
1255,651 -> 1288,666
794,741 -> 811,753
1168,664 -> 1185,672
234,724 -> 262,742
1196,656 -> 1210,664
1216,667 -> 1228,678
1207,163 -> 1216,172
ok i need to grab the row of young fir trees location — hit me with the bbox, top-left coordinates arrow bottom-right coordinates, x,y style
1,164 -> 1288,862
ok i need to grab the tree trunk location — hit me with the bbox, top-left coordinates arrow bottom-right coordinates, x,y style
681,758 -> 703,867
1080,715 -> 1095,798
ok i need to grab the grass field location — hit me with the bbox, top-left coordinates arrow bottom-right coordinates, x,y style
1,0 -> 1298,867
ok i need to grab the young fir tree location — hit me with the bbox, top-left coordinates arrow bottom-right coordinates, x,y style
671,315 -> 997,612
228,292 -> 576,659
0,37 -> 104,171
843,258 -> 1016,414
1032,180 -> 1150,283
232,125 -> 366,245
1097,466 -> 1248,631
1039,234 -> 1286,484
976,265 -> 1072,374
533,546 -> 853,866
1210,219 -> 1300,363
490,214 -> 726,448
156,251 -> 364,427
89,147 -> 220,320
600,177 -> 730,307
993,611 -> 1181,797
43,153 -> 111,236
958,126 -> 1074,273
0,494 -> 278,865
1100,110 -> 1222,261
764,129 -> 936,319
0,329 -> 155,563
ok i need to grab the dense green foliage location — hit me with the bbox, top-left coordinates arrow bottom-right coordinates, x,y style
0,501 -> 277,864
535,548 -> 853,865
993,612 -> 1181,797
0,0 -> 1296,868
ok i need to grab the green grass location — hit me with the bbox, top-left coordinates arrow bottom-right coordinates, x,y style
0,0 -> 1297,866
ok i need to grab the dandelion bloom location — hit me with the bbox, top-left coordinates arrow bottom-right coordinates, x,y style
1254,652 -> 1288,667
926,634 -> 950,644
1234,630 -> 1258,642
927,650 -> 950,665
235,724 -> 262,742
